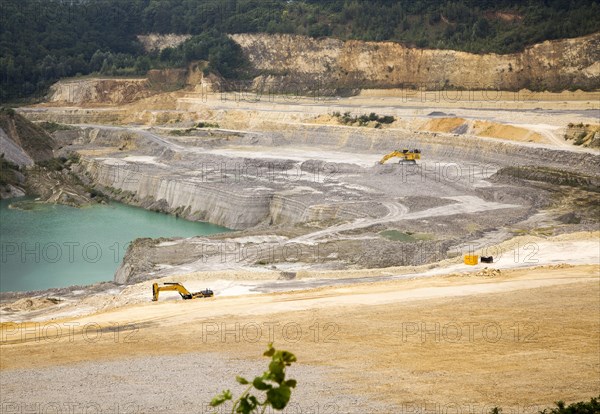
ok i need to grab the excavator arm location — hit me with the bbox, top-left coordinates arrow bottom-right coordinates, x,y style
152,282 -> 192,301
152,282 -> 214,301
379,149 -> 421,164
379,150 -> 403,164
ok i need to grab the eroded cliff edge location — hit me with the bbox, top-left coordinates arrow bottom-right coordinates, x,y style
230,32 -> 600,91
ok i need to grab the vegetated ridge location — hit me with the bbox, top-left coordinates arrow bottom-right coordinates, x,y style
2,0 -> 600,101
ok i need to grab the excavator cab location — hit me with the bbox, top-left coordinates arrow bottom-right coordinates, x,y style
152,282 -> 214,301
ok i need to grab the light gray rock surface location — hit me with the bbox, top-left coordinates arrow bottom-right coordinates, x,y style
0,353 -> 391,413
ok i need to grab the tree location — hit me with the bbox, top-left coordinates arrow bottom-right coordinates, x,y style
473,17 -> 491,39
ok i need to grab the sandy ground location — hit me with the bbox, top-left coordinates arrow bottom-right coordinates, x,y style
1,263 -> 598,413
6,88 -> 599,412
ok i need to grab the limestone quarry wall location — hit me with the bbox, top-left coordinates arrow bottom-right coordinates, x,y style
269,193 -> 360,225
48,79 -> 153,105
76,125 -> 599,231
80,157 -> 359,230
79,158 -> 273,230
230,33 -> 600,91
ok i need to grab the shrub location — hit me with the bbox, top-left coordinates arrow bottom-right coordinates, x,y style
37,121 -> 75,133
538,396 -> 600,414
197,121 -> 220,128
331,111 -> 395,127
211,343 -> 297,414
37,158 -> 65,171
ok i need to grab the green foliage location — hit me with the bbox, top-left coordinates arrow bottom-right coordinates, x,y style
197,121 -> 220,129
574,132 -> 588,146
170,122 -> 220,135
67,152 -> 81,164
493,396 -> 600,414
211,343 -> 297,414
36,152 -> 79,172
158,31 -> 247,78
2,0 -> 599,101
333,112 -> 395,127
88,188 -> 106,200
37,121 -> 75,134
538,396 -> 600,414
0,107 -> 16,116
37,157 -> 66,171
0,154 -> 20,187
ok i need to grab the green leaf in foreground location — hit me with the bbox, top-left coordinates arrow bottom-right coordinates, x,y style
210,389 -> 232,407
210,343 -> 297,414
266,386 -> 292,410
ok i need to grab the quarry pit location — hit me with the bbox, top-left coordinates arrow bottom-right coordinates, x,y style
5,88 -> 598,305
1,87 -> 599,412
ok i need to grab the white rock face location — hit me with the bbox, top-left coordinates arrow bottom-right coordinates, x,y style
270,194 -> 355,225
0,184 -> 26,199
0,128 -> 34,166
81,158 -> 274,230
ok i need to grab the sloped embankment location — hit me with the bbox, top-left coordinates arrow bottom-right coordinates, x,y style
0,108 -> 56,198
493,166 -> 600,192
0,108 -> 55,165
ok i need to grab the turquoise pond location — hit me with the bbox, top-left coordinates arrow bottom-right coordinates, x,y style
0,198 -> 229,292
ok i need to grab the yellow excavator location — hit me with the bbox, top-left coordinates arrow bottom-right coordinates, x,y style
379,149 -> 421,165
152,282 -> 214,301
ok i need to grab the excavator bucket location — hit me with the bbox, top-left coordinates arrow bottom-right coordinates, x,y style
152,283 -> 159,301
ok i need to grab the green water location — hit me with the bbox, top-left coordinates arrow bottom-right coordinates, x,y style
0,199 -> 229,292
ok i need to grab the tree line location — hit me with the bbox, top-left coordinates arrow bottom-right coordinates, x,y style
1,0 -> 599,102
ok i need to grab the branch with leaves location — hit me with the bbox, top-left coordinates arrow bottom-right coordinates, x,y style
210,343 -> 297,414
